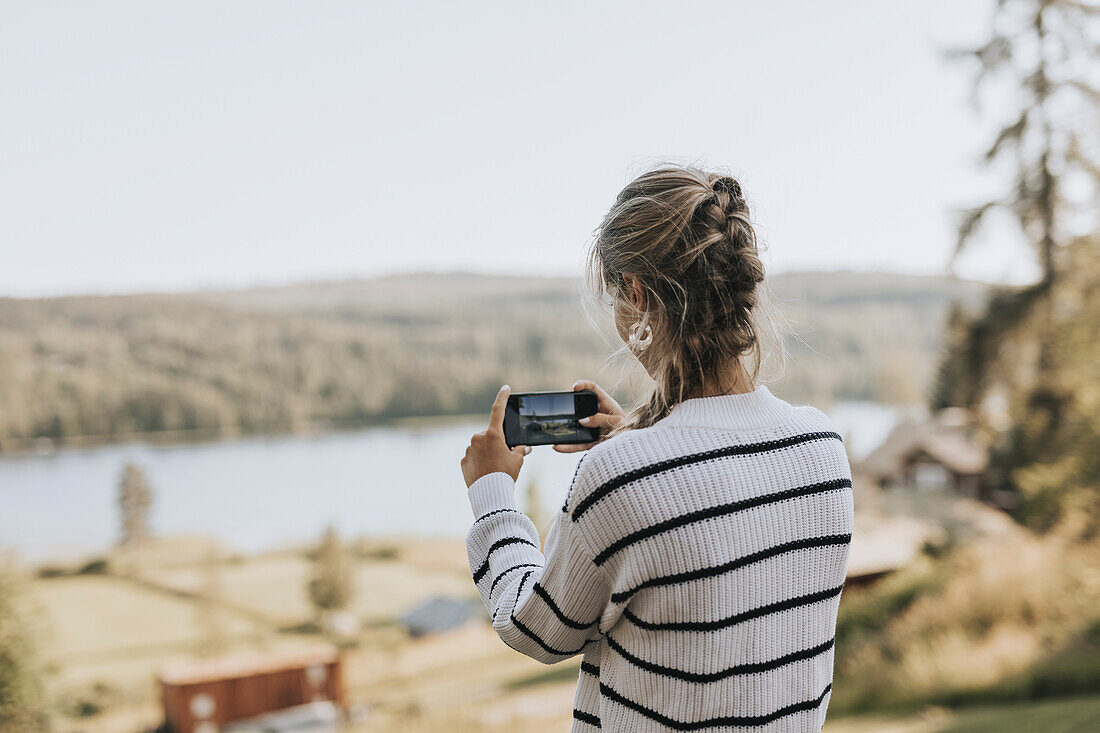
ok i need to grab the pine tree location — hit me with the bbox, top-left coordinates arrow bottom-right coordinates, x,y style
949,0 -> 1099,278
308,526 -> 354,616
117,462 -> 153,547
935,0 -> 1099,534
946,0 -> 1099,383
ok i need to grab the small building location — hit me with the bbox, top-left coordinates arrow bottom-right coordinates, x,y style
859,408 -> 1002,505
159,648 -> 343,733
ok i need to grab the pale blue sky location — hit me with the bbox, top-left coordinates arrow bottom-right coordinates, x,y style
1,0 -> 1038,296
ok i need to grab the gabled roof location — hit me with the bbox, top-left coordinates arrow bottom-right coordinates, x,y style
914,432 -> 988,475
859,408 -> 987,478
159,647 -> 338,685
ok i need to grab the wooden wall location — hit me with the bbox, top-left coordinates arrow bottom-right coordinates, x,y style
161,659 -> 342,733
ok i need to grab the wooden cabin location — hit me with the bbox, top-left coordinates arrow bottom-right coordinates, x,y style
858,408 -> 1013,508
159,648 -> 343,733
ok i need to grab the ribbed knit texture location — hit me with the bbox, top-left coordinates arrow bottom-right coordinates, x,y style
465,385 -> 854,732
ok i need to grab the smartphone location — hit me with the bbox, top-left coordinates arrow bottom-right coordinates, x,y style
503,389 -> 601,448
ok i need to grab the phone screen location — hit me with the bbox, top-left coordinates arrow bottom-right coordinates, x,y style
504,390 -> 600,448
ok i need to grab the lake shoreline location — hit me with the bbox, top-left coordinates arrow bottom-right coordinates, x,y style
1,396 -> 921,459
3,401 -> 905,565
0,411 -> 493,459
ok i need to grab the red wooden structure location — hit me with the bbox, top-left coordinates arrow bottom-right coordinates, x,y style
159,648 -> 343,733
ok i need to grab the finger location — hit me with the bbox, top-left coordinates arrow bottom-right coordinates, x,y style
573,379 -> 623,415
488,384 -> 510,433
578,412 -> 620,429
512,445 -> 532,456
553,442 -> 596,453
572,379 -> 609,400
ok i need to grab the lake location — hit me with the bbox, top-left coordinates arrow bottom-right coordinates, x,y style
0,401 -> 905,563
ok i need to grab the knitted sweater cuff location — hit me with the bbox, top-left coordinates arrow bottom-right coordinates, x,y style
467,471 -> 518,517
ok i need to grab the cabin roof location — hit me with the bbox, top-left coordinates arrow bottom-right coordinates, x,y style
914,432 -> 988,475
158,647 -> 338,685
860,409 -> 987,478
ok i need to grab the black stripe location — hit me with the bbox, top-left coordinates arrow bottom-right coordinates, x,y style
532,582 -> 600,629
623,584 -> 845,632
508,570 -> 590,657
497,569 -> 533,624
515,570 -> 534,605
496,573 -> 531,653
494,568 -> 538,623
572,431 -> 842,521
605,633 -> 835,683
510,614 -> 589,657
473,507 -> 524,525
562,454 -> 590,513
489,563 -> 540,598
610,534 -> 852,603
580,661 -> 600,676
600,680 -> 832,729
472,536 -> 538,583
594,478 -> 852,565
573,709 -> 601,727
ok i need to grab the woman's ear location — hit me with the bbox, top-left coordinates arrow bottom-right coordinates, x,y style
622,272 -> 646,312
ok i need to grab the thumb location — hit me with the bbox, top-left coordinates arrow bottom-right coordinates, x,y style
512,445 -> 532,456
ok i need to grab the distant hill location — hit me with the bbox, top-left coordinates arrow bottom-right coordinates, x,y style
0,270 -> 987,452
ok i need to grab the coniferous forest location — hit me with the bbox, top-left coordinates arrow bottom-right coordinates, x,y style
0,270 -> 986,452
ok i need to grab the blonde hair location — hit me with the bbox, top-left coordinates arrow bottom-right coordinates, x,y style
584,164 -> 787,435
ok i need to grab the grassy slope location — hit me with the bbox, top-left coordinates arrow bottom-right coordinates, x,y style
932,695 -> 1100,733
822,695 -> 1100,733
832,529 -> 1100,715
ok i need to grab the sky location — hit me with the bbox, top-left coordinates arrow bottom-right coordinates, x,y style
0,0 -> 1041,297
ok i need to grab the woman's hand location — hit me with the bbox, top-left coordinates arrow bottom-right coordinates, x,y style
461,385 -> 531,488
553,380 -> 626,453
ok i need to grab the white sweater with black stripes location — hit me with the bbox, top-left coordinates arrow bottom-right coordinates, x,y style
465,385 -> 854,732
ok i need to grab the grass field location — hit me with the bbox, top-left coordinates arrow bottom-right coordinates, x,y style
31,535 -> 586,732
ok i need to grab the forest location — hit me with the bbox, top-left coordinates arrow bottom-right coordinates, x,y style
0,270 -> 986,452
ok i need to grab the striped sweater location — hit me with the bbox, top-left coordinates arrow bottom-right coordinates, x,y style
465,385 -> 854,732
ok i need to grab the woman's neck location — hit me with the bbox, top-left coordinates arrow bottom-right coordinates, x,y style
684,363 -> 754,400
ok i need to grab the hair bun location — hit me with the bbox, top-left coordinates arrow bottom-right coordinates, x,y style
712,176 -> 743,200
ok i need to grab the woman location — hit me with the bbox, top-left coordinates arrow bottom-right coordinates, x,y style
460,165 -> 854,732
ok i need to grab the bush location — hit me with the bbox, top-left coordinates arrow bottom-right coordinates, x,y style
353,539 -> 399,561
77,558 -> 109,575
58,681 -> 119,720
35,564 -> 70,579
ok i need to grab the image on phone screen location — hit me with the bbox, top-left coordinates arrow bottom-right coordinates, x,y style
504,390 -> 599,447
